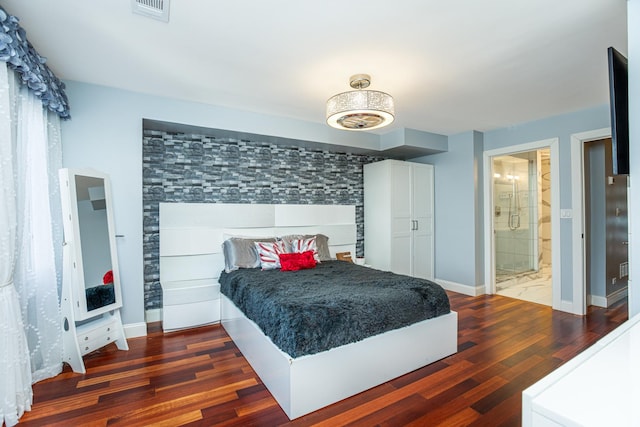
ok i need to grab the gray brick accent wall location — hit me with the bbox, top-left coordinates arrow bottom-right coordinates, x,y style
142,129 -> 386,310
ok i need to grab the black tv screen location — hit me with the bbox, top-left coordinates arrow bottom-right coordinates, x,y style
608,46 -> 629,175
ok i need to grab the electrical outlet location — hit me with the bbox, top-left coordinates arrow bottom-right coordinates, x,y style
560,209 -> 573,219
612,277 -> 617,285
620,262 -> 629,278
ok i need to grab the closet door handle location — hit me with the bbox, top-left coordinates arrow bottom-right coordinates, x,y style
414,220 -> 419,231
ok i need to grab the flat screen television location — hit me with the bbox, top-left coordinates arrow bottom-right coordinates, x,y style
608,46 -> 629,175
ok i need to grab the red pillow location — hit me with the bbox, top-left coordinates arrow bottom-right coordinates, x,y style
279,251 -> 317,271
103,270 -> 113,284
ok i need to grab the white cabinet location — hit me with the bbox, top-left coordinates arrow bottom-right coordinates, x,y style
160,279 -> 221,332
364,160 -> 434,279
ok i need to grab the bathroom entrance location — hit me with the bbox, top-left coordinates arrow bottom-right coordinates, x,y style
491,148 -> 552,306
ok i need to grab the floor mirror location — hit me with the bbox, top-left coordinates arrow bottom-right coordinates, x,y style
59,168 -> 128,373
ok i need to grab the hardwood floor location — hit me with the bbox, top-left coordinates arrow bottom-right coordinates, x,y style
20,292 -> 628,427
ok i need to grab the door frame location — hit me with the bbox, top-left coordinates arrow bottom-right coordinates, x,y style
483,138 -> 561,311
570,127 -> 612,315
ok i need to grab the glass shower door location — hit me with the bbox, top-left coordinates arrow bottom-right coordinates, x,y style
491,148 -> 552,306
493,154 -> 535,281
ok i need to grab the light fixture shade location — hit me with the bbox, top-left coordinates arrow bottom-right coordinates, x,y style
326,85 -> 395,131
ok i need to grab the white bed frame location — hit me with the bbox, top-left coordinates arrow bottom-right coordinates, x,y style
159,202 -> 458,419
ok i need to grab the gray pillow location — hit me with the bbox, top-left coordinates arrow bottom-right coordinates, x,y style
280,234 -> 331,262
314,234 -> 331,262
222,237 -> 276,272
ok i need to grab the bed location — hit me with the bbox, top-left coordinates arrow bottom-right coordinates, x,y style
159,202 -> 458,419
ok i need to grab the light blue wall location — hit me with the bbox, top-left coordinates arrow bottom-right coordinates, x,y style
413,131 -> 483,289
411,107 -> 610,302
628,0 -> 639,317
484,106 -> 611,302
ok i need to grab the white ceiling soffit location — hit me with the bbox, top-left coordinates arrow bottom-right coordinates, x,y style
131,0 -> 169,23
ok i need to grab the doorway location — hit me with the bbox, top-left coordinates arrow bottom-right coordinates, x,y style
492,149 -> 551,305
582,137 -> 629,308
484,138 -> 561,310
570,128 -> 629,315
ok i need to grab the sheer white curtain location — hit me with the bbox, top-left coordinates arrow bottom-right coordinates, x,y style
0,64 -> 63,426
13,66 -> 64,384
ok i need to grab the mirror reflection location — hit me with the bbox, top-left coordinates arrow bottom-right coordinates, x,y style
74,175 -> 115,311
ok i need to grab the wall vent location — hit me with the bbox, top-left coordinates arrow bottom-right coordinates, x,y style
131,0 -> 170,22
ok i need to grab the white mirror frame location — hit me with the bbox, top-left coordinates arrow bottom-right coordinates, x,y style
59,168 -> 123,321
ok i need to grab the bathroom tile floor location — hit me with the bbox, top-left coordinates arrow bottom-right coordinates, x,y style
496,267 -> 552,306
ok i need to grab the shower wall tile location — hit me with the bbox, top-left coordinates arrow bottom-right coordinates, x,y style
142,129 -> 386,310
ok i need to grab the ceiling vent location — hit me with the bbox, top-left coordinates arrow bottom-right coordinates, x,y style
131,0 -> 170,22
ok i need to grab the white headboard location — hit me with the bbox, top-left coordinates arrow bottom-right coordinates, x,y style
159,203 -> 356,284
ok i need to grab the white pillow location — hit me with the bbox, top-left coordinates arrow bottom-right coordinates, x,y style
254,240 -> 287,270
280,234 -> 330,261
290,236 -> 319,262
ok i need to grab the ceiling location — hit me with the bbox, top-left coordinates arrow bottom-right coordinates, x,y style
2,0 -> 628,136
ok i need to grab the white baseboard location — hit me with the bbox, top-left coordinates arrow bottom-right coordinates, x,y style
590,287 -> 628,308
145,308 -> 162,323
608,287 -> 628,306
435,278 -> 484,296
590,295 -> 607,308
122,309 -> 163,338
124,322 -> 147,338
559,299 -> 578,314
127,307 -> 231,338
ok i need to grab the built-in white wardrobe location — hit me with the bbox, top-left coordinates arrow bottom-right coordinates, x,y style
364,159 -> 434,280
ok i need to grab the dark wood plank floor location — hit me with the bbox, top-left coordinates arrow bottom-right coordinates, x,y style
19,292 -> 628,426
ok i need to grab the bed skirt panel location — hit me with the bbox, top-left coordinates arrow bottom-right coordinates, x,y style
221,294 -> 457,419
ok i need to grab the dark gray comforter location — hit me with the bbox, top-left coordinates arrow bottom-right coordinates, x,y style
219,261 -> 451,358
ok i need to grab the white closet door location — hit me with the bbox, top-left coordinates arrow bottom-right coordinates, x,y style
390,162 -> 412,276
411,164 -> 434,280
364,159 -> 434,278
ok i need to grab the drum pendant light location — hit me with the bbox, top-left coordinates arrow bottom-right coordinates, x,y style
326,74 -> 395,131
